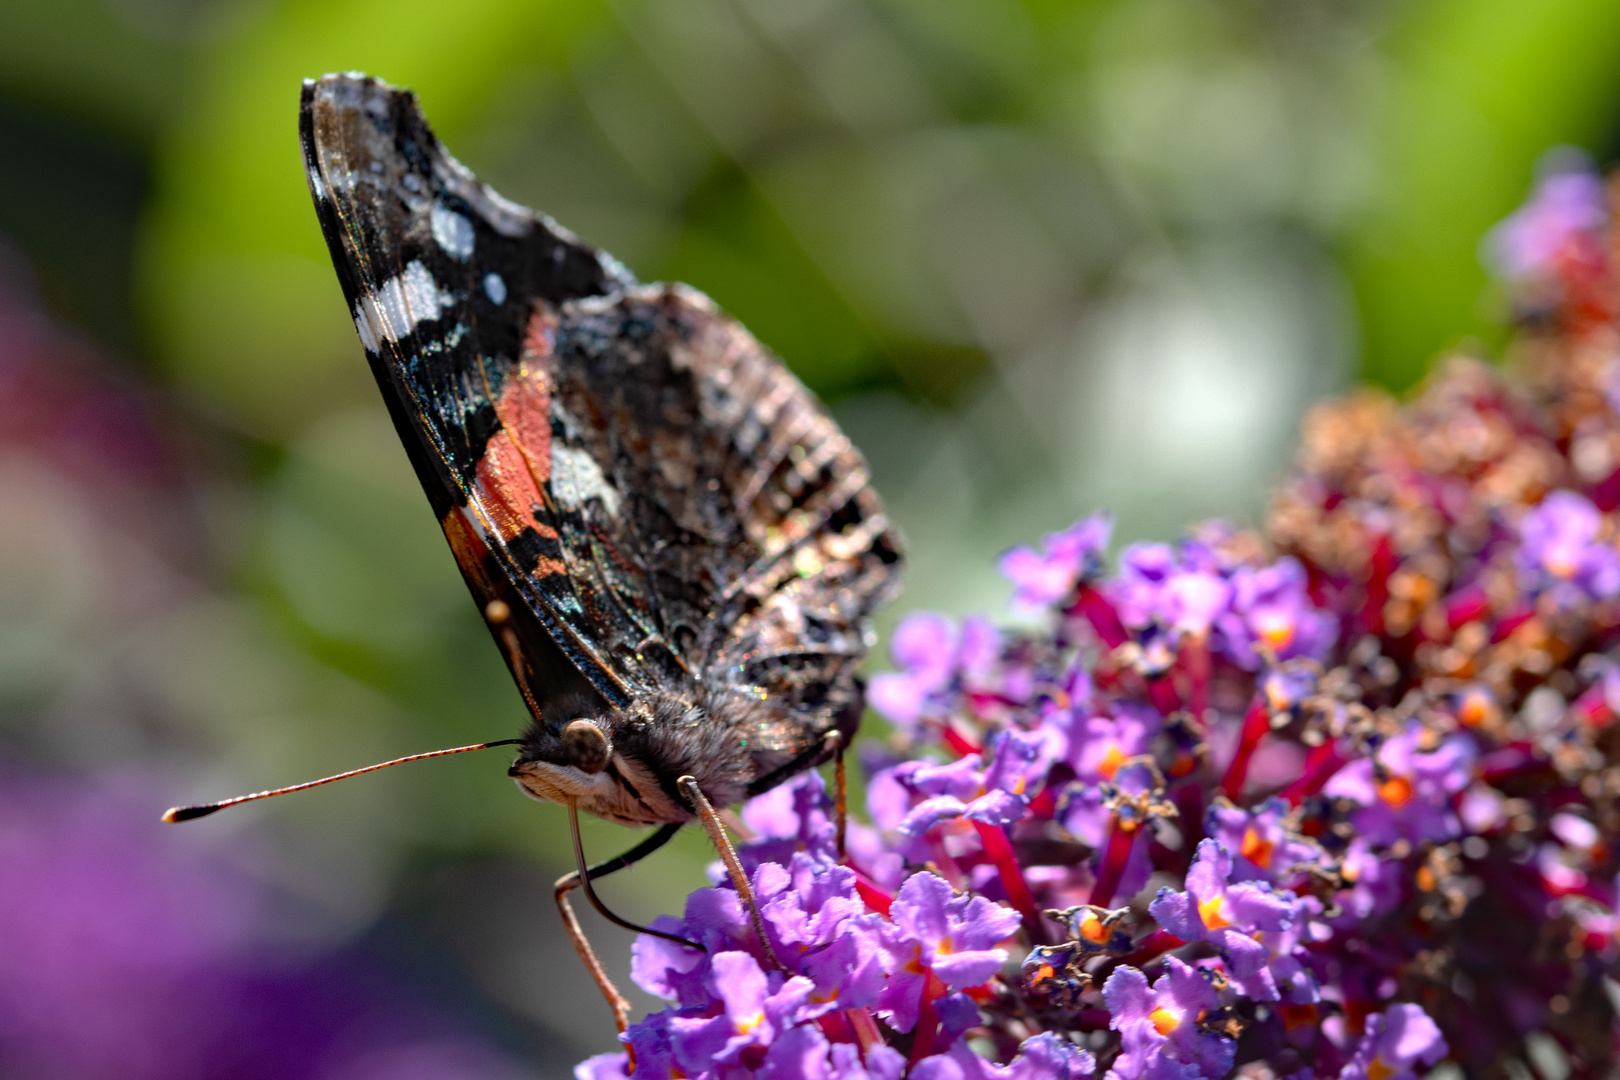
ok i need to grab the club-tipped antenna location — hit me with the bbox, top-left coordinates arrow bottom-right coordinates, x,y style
160,739 -> 524,823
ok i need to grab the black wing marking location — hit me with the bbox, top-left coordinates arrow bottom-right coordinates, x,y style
300,73 -> 643,712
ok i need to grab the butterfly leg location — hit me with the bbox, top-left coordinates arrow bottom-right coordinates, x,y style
677,775 -> 789,974
554,818 -> 687,1035
830,732 -> 848,862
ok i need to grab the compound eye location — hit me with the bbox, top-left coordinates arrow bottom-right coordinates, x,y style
562,719 -> 610,774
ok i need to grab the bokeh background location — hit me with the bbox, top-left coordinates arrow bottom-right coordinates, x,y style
3,0 -> 1620,1075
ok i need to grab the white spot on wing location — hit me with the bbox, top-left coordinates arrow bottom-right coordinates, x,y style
483,272 -> 507,305
364,260 -> 454,343
431,203 -> 475,260
352,300 -> 381,352
309,169 -> 326,201
551,445 -> 622,519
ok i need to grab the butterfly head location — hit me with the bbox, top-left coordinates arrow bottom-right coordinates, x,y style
508,709 -> 686,826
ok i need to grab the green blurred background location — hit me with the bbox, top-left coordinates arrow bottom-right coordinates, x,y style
3,0 -> 1619,1073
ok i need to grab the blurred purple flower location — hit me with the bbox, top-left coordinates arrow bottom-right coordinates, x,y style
1114,542 -> 1233,639
738,768 -> 840,874
1059,703 -> 1159,787
1206,798 -> 1322,887
868,613 -> 1000,728
1515,490 -> 1620,604
912,1034 -> 1095,1080
998,512 -> 1112,610
1487,152 -> 1607,281
1216,557 -> 1333,669
1323,723 -> 1475,845
1336,1004 -> 1447,1080
0,767 -> 524,1080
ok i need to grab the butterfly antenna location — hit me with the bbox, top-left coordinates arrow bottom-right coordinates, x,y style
160,739 -> 523,823
677,774 -> 789,974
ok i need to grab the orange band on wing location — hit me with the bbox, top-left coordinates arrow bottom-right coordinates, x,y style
441,508 -> 492,581
472,306 -> 559,545
476,430 -> 548,541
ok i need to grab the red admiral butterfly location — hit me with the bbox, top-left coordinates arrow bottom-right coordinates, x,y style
165,72 -> 902,1034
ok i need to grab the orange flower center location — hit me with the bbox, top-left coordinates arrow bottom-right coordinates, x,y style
1377,775 -> 1414,808
1097,743 -> 1128,779
1241,826 -> 1275,869
1366,1059 -> 1395,1080
1078,912 -> 1110,944
1458,691 -> 1493,727
1254,611 -> 1296,650
1198,894 -> 1232,930
1545,549 -> 1579,580
1149,1006 -> 1182,1036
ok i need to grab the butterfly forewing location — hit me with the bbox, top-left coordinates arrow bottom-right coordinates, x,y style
299,73 -> 901,810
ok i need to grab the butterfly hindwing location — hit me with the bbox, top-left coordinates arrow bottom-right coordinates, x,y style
536,287 -> 903,777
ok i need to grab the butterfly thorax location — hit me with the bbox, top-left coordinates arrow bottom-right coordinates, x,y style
509,687 -> 768,827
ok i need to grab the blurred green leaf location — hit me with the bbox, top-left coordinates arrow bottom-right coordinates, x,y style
1349,0 -> 1620,390
0,0 -> 192,144
140,0 -> 609,438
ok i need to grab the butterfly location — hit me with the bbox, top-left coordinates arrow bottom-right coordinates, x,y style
285,72 -> 903,1028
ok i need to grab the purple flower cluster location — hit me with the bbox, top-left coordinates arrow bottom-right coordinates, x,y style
577,773 -> 1092,1080
577,503 -> 1465,1080
576,160 -> 1620,1079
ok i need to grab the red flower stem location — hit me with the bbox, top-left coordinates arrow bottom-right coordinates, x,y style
847,1008 -> 883,1055
1281,742 -> 1343,805
1180,636 -> 1211,722
1173,784 -> 1205,851
1572,685 -> 1613,727
1363,533 -> 1396,637
1118,928 -> 1185,967
817,1010 -> 855,1044
1071,585 -> 1128,648
1219,695 -> 1271,800
1075,1008 -> 1113,1031
1089,816 -> 1138,907
909,972 -> 948,1065
1146,676 -> 1181,717
973,820 -> 1046,945
941,724 -> 983,758
853,870 -> 894,916
1443,583 -> 1491,630
1481,743 -> 1556,785
1490,604 -> 1535,644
